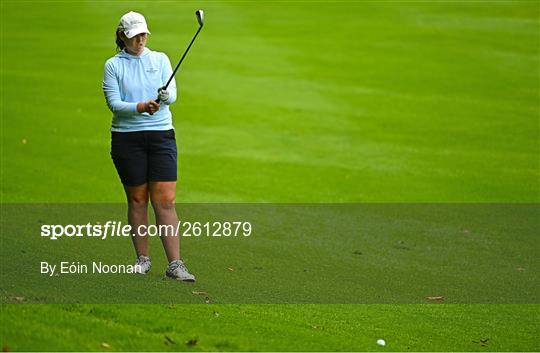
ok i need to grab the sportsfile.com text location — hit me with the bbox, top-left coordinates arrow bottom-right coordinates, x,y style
40,221 -> 252,240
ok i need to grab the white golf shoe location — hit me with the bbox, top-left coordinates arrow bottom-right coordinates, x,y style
134,255 -> 151,274
166,259 -> 196,282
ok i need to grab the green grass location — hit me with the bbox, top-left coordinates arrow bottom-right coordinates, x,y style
2,304 -> 539,351
1,0 -> 539,351
2,1 -> 538,203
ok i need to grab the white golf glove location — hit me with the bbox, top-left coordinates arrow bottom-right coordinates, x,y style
158,87 -> 170,104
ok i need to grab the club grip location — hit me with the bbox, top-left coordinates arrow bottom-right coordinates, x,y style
155,85 -> 167,104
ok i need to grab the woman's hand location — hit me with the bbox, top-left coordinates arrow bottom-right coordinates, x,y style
137,100 -> 160,115
158,87 -> 170,103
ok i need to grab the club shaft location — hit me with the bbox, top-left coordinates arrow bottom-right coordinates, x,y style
164,25 -> 202,90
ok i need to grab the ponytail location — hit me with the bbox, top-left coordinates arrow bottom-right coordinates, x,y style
115,30 -> 125,52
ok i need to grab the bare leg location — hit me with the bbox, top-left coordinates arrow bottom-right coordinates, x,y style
149,181 -> 179,262
124,183 -> 150,257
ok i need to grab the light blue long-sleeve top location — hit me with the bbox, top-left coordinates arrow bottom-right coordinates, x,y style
103,47 -> 177,132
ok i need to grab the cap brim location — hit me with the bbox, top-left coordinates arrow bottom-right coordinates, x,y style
125,25 -> 150,39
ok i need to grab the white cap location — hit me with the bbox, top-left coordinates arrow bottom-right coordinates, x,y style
118,11 -> 150,39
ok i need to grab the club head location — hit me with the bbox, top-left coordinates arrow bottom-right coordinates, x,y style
195,10 -> 204,27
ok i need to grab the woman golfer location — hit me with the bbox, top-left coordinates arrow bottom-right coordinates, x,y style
102,11 -> 195,281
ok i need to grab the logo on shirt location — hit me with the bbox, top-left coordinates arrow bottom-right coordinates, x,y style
146,68 -> 158,73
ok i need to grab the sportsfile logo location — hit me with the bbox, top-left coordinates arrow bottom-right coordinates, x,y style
40,221 -> 252,240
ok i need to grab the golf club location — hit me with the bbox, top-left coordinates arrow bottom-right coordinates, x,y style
156,9 -> 204,103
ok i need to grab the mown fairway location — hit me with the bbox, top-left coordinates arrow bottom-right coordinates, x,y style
1,0 -> 539,351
